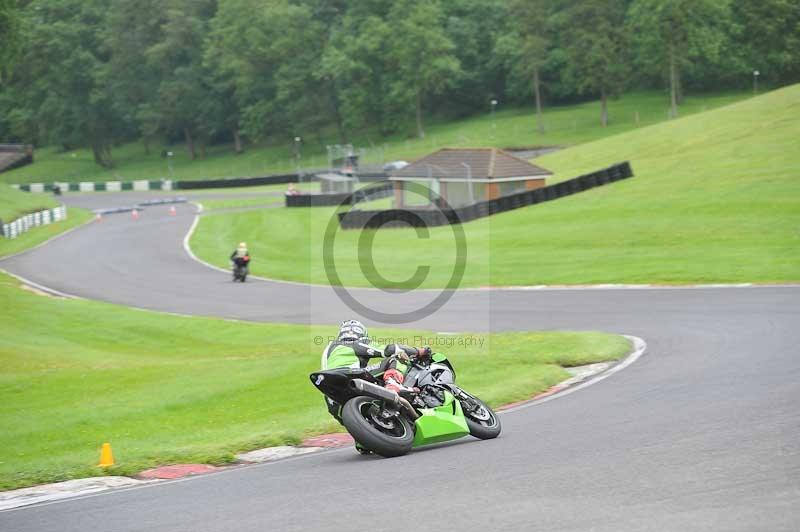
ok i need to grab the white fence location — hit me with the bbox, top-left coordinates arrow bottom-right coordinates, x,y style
13,180 -> 173,192
1,205 -> 67,239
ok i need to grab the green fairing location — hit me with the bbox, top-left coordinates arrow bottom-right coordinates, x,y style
431,352 -> 447,363
412,391 -> 469,447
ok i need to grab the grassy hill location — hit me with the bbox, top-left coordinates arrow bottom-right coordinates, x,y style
2,91 -> 747,185
191,85 -> 800,287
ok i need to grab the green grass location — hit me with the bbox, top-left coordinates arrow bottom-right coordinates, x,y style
190,85 -> 800,287
0,185 -> 94,259
0,185 -> 58,221
2,91 -> 748,185
199,196 -> 284,211
0,271 -> 629,490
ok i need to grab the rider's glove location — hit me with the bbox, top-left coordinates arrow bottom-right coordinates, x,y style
415,346 -> 432,362
396,349 -> 411,364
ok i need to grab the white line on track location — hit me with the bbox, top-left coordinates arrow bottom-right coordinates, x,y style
182,202 -> 231,276
0,269 -> 81,299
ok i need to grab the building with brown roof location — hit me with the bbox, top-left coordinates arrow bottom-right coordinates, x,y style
388,148 -> 552,208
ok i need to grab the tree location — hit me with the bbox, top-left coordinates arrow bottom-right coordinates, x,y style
299,0 -> 350,144
11,0 -> 123,166
497,0 -> 551,133
203,9 -> 243,153
2,0 -> 794,159
439,0 -> 508,120
144,0 -> 218,160
731,0 -> 800,88
102,0 -> 164,153
271,0 -> 345,146
386,0 -> 461,139
0,0 -> 23,83
324,1 -> 395,136
627,0 -> 733,118
206,0 -> 312,143
558,0 -> 628,126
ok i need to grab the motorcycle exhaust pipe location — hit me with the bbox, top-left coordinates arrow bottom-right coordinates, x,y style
349,379 -> 419,420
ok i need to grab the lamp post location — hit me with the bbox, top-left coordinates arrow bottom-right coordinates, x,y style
294,136 -> 302,176
490,99 -> 498,137
753,70 -> 760,95
166,151 -> 174,179
426,164 -> 434,206
460,162 -> 475,205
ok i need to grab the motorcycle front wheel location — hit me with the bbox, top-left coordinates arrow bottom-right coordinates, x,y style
341,396 -> 414,457
459,392 -> 501,440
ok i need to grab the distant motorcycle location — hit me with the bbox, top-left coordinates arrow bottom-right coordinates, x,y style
231,258 -> 249,282
310,352 -> 501,457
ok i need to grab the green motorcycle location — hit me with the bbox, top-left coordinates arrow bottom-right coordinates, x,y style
309,353 -> 501,457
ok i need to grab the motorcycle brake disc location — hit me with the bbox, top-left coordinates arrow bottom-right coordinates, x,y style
368,406 -> 397,430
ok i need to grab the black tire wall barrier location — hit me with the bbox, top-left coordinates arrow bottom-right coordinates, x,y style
285,192 -> 348,207
285,182 -> 393,207
338,162 -> 633,230
175,171 -> 390,190
175,173 -> 300,189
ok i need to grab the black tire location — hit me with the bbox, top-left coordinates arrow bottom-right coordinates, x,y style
341,396 -> 414,457
460,393 -> 501,440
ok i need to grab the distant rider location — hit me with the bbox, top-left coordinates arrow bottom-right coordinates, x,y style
322,319 -> 431,397
230,242 -> 250,268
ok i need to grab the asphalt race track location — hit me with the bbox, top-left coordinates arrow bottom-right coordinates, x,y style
1,193 -> 798,531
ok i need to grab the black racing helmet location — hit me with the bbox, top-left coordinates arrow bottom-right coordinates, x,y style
338,319 -> 367,342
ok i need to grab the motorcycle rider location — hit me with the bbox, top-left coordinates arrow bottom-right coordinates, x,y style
230,242 -> 250,274
322,319 -> 431,396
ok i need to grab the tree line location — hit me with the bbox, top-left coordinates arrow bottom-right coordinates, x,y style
0,0 -> 798,168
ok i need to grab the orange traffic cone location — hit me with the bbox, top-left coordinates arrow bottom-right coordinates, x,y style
98,442 -> 115,467
169,206 -> 176,216
132,209 -> 139,220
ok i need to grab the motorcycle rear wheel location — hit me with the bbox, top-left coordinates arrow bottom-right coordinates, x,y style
342,396 -> 414,457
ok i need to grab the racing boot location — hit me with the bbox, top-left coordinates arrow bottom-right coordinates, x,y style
383,369 -> 419,400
